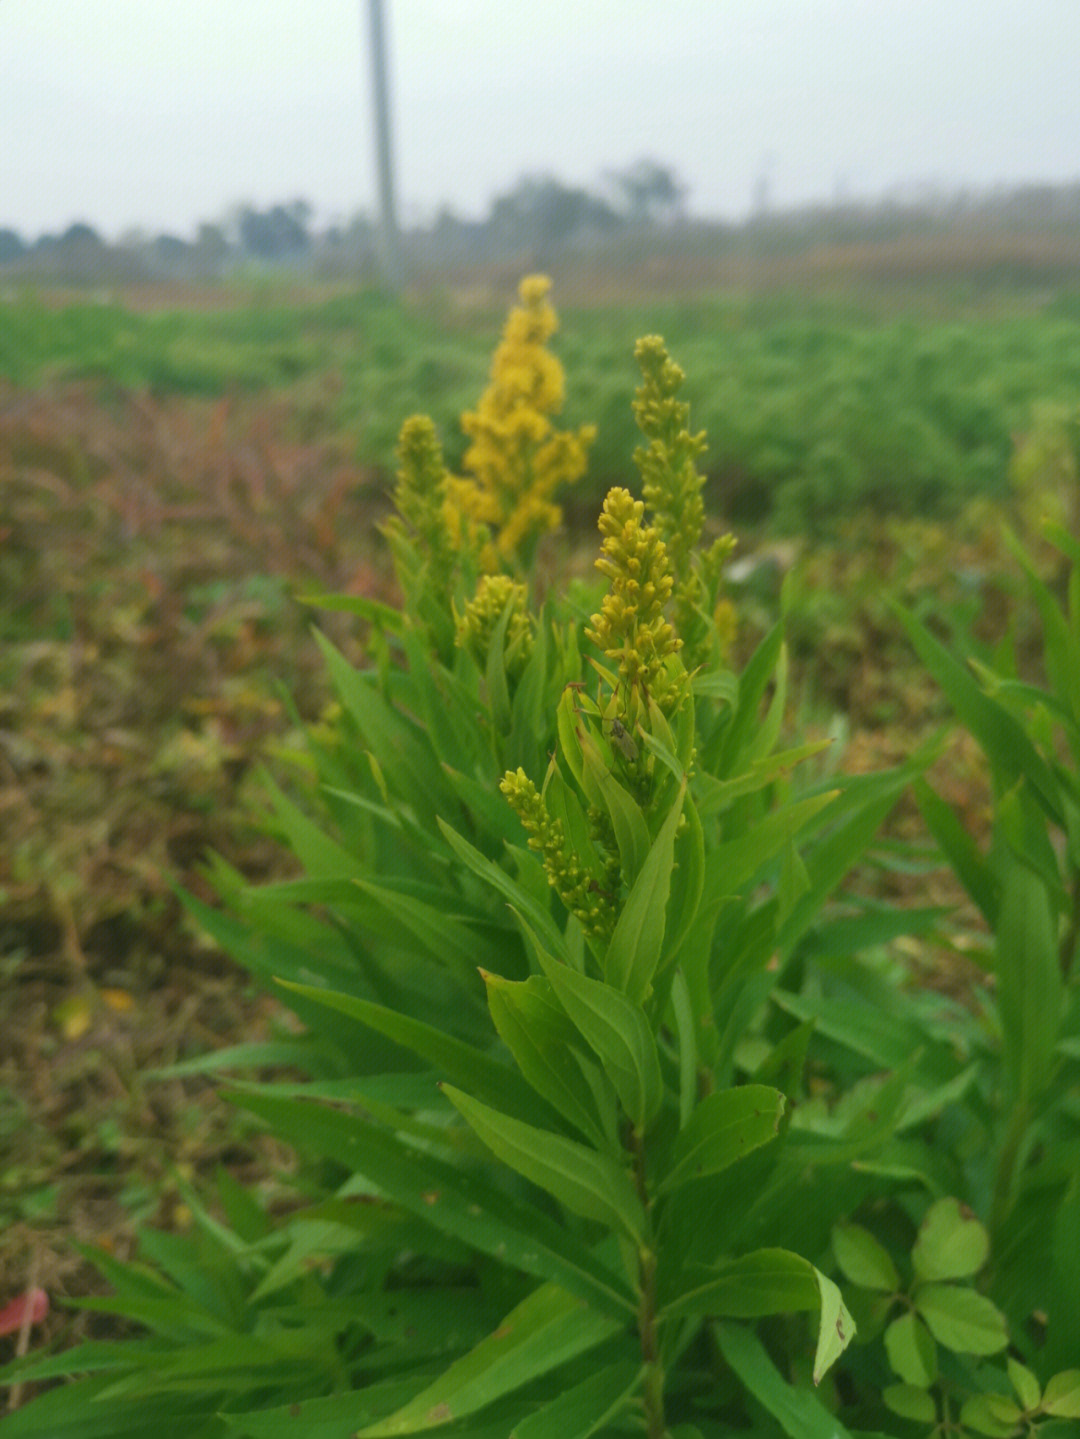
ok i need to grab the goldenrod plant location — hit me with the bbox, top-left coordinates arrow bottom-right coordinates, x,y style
448,274 -> 595,570
6,287 -> 1077,1439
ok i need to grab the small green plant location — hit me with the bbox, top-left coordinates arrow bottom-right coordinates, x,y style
832,1198 -> 1080,1436
783,515 -> 1080,1433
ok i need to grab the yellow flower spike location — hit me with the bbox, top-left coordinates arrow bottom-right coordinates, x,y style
454,574 -> 534,678
499,769 -> 615,941
586,487 -> 682,707
385,415 -> 456,594
632,336 -> 739,667
632,335 -> 707,580
454,276 -> 593,569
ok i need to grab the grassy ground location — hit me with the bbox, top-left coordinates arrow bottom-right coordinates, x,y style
1,249 -> 1074,1368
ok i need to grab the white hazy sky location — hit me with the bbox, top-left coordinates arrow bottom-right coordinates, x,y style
3,0 -> 1079,240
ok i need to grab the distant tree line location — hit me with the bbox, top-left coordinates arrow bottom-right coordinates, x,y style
0,160 -> 690,282
4,165 -> 1080,284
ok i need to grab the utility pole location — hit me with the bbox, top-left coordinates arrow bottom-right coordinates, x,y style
364,0 -> 403,289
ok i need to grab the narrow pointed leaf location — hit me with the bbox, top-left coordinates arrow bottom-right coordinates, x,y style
996,861 -> 1063,1102
665,793 -> 706,965
234,1090 -> 634,1316
714,1322 -> 857,1436
508,1359 -> 640,1439
579,727 -> 652,885
717,621 -> 784,777
482,972 -> 606,1143
438,819 -> 569,963
274,980 -> 543,1122
533,956 -> 663,1130
604,777 -> 686,1003
356,1282 -> 621,1436
895,602 -> 1063,823
441,1085 -> 645,1242
705,791 -> 838,899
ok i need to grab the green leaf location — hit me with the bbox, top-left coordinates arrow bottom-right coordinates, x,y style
717,622 -> 784,777
0,1376 -> 226,1438
704,791 -> 838,899
313,629 -> 452,828
663,1247 -> 818,1320
810,1267 -> 856,1385
507,1360 -> 641,1439
224,1381 -> 434,1439
355,1282 -> 622,1436
960,1392 -> 1024,1438
884,1312 -> 937,1387
911,1197 -> 989,1281
1006,1357 -> 1041,1411
997,777 -> 1066,902
663,1250 -> 854,1385
915,1283 -> 1009,1355
657,1085 -> 785,1195
484,592 -> 515,733
695,741 -> 833,819
578,727 -> 652,885
604,777 -> 686,1004
665,793 -> 706,965
713,1322 -> 857,1439
351,876 -> 493,994
894,601 -> 1063,824
995,861 -> 1064,1103
233,1090 -> 634,1317
532,955 -> 663,1131
777,749 -> 937,955
438,819 -> 569,964
542,762 -> 606,880
1001,523 -> 1080,722
274,981 -> 541,1122
669,968 -> 698,1131
257,769 -> 361,879
882,1385 -> 937,1424
556,689 -> 604,811
481,972 -> 607,1144
749,637 -> 788,762
913,776 -> 999,926
831,1223 -> 899,1293
440,1086 -> 646,1242
1043,1369 -> 1080,1417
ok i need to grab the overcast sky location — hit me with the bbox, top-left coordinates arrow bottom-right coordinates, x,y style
3,0 -> 1079,240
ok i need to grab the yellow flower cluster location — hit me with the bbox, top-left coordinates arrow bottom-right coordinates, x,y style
585,487 -> 682,704
385,414 -> 455,595
499,768 -> 614,941
454,574 -> 534,678
632,335 -> 737,666
632,336 -> 707,578
448,276 -> 595,569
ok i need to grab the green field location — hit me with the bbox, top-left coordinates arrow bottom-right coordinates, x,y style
5,270 -> 1080,533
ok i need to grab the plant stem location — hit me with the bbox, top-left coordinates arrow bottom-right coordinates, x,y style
990,1099 -> 1029,1242
629,1125 -> 668,1439
1059,866 -> 1080,979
